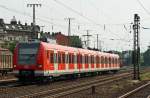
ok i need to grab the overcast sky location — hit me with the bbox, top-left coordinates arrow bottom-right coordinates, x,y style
0,0 -> 150,52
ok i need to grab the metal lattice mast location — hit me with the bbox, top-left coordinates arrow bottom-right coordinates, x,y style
133,14 -> 140,80
27,4 -> 41,39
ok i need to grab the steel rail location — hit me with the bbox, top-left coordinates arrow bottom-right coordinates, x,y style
46,74 -> 132,98
18,72 -> 131,98
118,81 -> 150,98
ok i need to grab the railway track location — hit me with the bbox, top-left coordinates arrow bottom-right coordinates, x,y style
0,70 -> 130,98
0,66 -> 148,98
15,67 -> 149,98
0,66 -> 131,88
118,81 -> 150,98
17,72 -> 132,98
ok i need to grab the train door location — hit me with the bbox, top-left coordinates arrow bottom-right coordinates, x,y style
68,53 -> 74,70
115,58 -> 117,68
105,57 -> 108,69
101,56 -> 104,69
91,55 -> 94,69
96,55 -> 100,69
65,52 -> 69,72
84,54 -> 89,70
99,55 -> 101,69
48,50 -> 54,71
77,54 -> 82,72
58,51 -> 65,71
54,50 -> 58,73
109,57 -> 111,68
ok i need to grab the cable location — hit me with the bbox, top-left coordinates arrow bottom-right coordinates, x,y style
0,4 -> 68,28
136,0 -> 150,15
53,0 -> 103,26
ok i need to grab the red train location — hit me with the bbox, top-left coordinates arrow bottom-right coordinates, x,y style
13,41 -> 120,81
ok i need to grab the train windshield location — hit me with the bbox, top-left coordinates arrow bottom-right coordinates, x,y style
18,42 -> 40,65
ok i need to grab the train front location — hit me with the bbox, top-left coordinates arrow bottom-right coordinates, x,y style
13,42 -> 43,81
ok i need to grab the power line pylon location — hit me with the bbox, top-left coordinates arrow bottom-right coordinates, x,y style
133,14 -> 140,80
27,4 -> 41,39
83,30 -> 92,48
64,18 -> 75,46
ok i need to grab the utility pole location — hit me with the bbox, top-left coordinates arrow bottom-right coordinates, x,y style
27,4 -> 41,39
64,18 -> 74,46
133,14 -> 140,80
83,30 -> 92,48
96,34 -> 99,50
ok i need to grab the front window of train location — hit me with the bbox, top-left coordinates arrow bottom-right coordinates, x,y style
18,42 -> 40,65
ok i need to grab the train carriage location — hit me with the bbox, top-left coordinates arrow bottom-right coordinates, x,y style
13,41 -> 120,81
0,48 -> 13,75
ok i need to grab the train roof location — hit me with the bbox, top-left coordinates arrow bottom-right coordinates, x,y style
41,42 -> 78,53
41,42 -> 119,58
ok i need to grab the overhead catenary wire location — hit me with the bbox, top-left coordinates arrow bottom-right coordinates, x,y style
0,1 -> 133,50
0,4 -> 68,28
136,0 -> 150,15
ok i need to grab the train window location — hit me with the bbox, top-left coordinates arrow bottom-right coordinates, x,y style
117,58 -> 119,64
74,54 -> 77,63
109,58 -> 111,64
96,56 -> 99,64
91,56 -> 92,64
50,52 -> 54,63
85,55 -> 87,64
72,54 -> 74,63
114,58 -> 116,64
93,56 -> 95,64
91,56 -> 93,64
18,42 -> 40,65
62,53 -> 65,63
82,55 -> 85,64
115,58 -> 117,64
94,56 -> 96,64
80,55 -> 82,64
92,56 -> 94,64
117,59 -> 120,64
104,57 -> 107,64
86,55 -> 88,64
69,54 -> 71,64
84,55 -> 86,64
77,54 -> 80,63
112,58 -> 114,64
88,56 -> 90,64
54,53 -> 57,63
105,57 -> 108,64
101,57 -> 104,64
99,56 -> 101,64
65,54 -> 68,63
47,51 -> 49,58
58,53 -> 61,63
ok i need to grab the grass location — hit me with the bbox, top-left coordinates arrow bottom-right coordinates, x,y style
140,72 -> 150,81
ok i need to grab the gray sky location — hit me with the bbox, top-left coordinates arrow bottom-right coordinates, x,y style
0,0 -> 150,52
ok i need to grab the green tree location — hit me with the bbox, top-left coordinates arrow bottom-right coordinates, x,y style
143,46 -> 150,66
70,36 -> 82,48
8,41 -> 17,53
